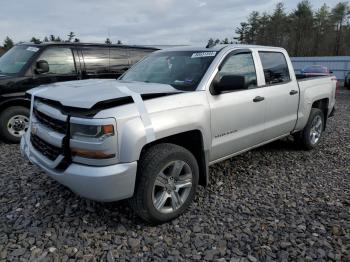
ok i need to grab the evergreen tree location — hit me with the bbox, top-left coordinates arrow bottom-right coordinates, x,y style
313,4 -> 332,56
105,38 -> 112,44
214,1 -> 350,56
234,22 -> 250,43
67,32 -> 75,42
3,36 -> 14,50
331,2 -> 350,55
30,37 -> 41,44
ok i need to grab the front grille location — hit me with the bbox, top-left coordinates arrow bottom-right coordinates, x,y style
34,108 -> 67,134
31,134 -> 63,161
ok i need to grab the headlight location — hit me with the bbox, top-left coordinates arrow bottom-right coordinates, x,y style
70,123 -> 114,140
69,120 -> 118,163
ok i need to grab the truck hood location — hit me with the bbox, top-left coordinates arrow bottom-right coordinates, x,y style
28,79 -> 186,109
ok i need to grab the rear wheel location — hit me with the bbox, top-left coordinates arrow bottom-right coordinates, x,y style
129,143 -> 199,224
0,106 -> 30,143
294,108 -> 324,150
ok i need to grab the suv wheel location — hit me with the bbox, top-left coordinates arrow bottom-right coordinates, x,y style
0,106 -> 30,143
129,143 -> 199,224
294,108 -> 324,150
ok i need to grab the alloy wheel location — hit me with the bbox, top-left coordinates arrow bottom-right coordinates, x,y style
152,160 -> 193,214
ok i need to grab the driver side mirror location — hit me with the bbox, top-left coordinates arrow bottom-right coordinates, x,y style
35,60 -> 49,74
211,75 -> 246,95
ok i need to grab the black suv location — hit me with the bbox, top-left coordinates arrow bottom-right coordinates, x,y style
0,42 -> 157,143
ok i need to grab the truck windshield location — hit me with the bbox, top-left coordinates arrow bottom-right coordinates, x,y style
0,45 -> 39,75
120,51 -> 217,90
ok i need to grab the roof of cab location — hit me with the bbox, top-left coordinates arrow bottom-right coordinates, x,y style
16,42 -> 159,50
157,44 -> 285,53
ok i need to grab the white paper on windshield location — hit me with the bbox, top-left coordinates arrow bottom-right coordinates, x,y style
191,52 -> 216,58
27,47 -> 39,52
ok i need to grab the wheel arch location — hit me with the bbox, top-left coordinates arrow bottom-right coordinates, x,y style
0,98 -> 31,114
139,130 -> 210,187
311,98 -> 329,130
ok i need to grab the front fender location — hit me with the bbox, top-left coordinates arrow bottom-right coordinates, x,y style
117,104 -> 211,163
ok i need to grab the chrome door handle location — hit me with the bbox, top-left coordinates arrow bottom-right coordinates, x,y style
290,90 -> 298,95
253,96 -> 265,102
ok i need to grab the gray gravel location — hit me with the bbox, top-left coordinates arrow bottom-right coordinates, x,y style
1,91 -> 350,261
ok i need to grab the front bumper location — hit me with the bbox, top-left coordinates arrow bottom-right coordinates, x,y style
20,133 -> 137,202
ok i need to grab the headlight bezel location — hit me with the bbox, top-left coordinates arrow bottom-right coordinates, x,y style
69,117 -> 118,165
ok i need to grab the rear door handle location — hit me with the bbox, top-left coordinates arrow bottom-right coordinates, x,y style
253,96 -> 265,102
290,90 -> 298,95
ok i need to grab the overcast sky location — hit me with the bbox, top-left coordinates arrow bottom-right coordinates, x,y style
0,0 -> 341,45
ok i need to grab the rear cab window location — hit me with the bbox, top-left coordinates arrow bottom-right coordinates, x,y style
259,52 -> 290,85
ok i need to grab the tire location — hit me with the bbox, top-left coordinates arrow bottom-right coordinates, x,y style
129,143 -> 199,224
294,108 -> 324,150
0,106 -> 30,143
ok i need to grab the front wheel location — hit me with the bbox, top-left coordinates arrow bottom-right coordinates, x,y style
129,143 -> 199,224
294,108 -> 324,150
0,106 -> 30,143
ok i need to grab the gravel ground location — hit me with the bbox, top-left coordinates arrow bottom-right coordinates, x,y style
1,91 -> 349,262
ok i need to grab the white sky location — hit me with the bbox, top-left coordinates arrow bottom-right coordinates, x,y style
0,0 -> 341,45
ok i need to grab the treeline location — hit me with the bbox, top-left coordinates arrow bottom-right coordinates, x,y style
0,32 -> 123,54
209,1 -> 350,56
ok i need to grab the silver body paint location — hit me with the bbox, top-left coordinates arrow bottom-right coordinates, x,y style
21,45 -> 336,202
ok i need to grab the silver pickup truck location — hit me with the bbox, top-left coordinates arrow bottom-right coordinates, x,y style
21,45 -> 336,223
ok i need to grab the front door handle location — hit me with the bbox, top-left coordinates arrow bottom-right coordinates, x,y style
290,90 -> 298,95
253,96 -> 265,102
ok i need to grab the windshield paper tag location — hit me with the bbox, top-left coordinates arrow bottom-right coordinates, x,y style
191,52 -> 216,58
27,47 -> 39,52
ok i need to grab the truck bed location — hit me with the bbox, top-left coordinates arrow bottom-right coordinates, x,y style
295,74 -> 331,81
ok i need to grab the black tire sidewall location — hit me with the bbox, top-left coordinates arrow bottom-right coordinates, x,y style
133,144 -> 199,223
302,108 -> 324,150
0,106 -> 30,143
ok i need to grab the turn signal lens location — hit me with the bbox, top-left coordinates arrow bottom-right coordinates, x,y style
71,148 -> 116,159
102,124 -> 114,135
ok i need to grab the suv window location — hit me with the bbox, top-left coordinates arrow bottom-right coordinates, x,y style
109,47 -> 129,75
82,47 -> 109,74
259,52 -> 290,85
129,48 -> 152,65
219,52 -> 257,89
38,47 -> 76,75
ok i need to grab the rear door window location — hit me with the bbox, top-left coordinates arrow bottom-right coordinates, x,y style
259,52 -> 290,85
109,47 -> 129,74
38,47 -> 76,75
82,47 -> 109,75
